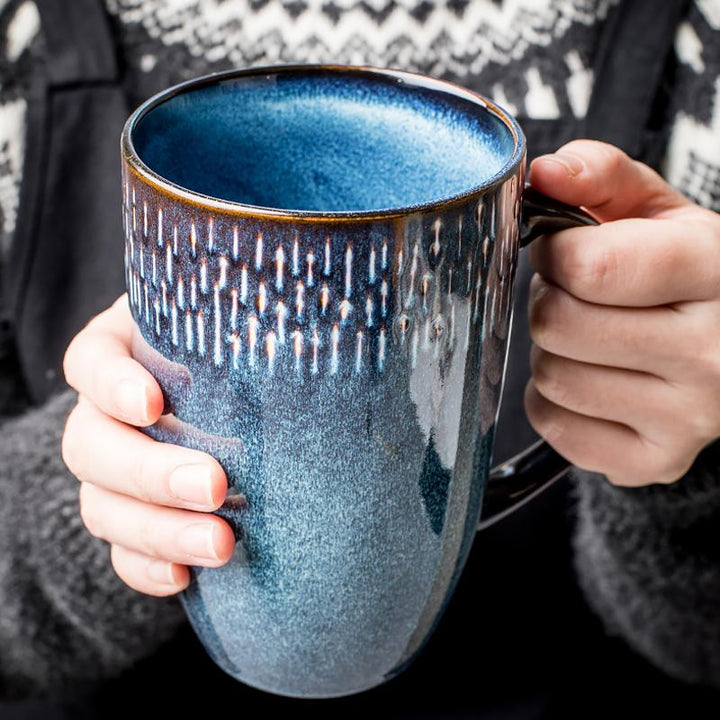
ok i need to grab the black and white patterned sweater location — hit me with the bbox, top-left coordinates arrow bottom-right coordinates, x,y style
1,0 -> 720,704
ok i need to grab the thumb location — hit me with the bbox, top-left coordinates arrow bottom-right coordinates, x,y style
528,139 -> 690,222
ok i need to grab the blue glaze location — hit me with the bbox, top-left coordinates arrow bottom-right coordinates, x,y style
132,69 -> 515,213
121,66 -> 525,698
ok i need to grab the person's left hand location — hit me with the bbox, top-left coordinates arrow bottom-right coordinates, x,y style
525,139 -> 720,487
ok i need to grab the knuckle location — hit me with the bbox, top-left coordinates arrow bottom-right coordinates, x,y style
565,243 -> 616,297
137,514 -> 163,558
524,382 -> 563,444
644,444 -> 692,485
528,285 -> 557,348
129,451 -> 157,503
531,350 -> 567,406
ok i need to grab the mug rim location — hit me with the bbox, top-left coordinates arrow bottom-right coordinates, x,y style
122,64 -> 527,223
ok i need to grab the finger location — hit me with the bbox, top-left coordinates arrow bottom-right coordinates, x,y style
524,381 -> 688,486
528,217 -> 718,306
80,482 -> 236,567
63,294 -> 165,426
110,544 -> 190,597
528,274 -> 698,376
530,345 -> 678,435
529,140 -> 691,221
62,398 -> 227,511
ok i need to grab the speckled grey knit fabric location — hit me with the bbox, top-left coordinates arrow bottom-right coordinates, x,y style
0,387 -> 186,701
572,448 -> 720,688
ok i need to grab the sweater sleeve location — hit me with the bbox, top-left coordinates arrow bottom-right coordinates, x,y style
0,386 -> 186,701
571,440 -> 720,688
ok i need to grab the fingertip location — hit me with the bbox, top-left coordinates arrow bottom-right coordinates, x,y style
213,518 -> 237,563
208,464 -> 230,510
168,562 -> 191,590
529,153 -> 585,194
109,356 -> 164,426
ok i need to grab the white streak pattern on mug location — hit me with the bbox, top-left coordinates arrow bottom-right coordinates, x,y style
153,296 -> 160,335
345,244 -> 353,298
307,250 -> 315,287
258,279 -> 267,316
230,288 -> 238,331
197,309 -> 206,357
248,314 -> 258,368
190,221 -> 197,258
231,331 -> 240,369
161,279 -> 168,318
171,299 -> 178,346
293,328 -> 302,373
241,264 -> 248,304
330,323 -> 340,375
177,273 -> 185,310
219,255 -> 229,290
214,282 -> 222,367
277,301 -> 287,345
185,308 -> 193,352
311,327 -> 319,375
339,298 -> 351,323
166,243 -> 173,285
275,245 -> 285,291
200,259 -> 208,294
266,330 -> 277,373
122,183 -> 518,378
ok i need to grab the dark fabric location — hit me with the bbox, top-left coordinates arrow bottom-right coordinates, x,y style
4,0 -> 128,404
580,0 -> 690,167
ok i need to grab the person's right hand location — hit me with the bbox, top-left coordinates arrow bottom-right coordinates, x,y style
62,293 -> 236,597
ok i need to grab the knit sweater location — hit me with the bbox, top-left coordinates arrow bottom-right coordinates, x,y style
1,0 -> 720,702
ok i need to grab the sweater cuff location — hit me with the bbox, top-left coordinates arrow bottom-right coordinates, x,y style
574,438 -> 720,528
571,439 -> 720,687
0,387 -> 186,701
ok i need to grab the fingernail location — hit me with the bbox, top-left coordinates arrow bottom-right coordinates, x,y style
115,379 -> 149,423
169,464 -> 214,507
536,152 -> 585,177
178,523 -> 219,561
147,559 -> 177,585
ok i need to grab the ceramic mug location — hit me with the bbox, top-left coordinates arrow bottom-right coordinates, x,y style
120,65 -> 595,698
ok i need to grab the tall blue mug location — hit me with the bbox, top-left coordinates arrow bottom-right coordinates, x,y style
120,65 -> 596,698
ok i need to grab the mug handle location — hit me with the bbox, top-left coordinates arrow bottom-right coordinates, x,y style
477,186 -> 598,531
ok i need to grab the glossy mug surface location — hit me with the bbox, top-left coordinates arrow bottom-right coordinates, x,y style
121,65 -> 525,698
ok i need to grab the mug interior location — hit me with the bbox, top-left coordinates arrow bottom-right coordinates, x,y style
130,67 -> 517,214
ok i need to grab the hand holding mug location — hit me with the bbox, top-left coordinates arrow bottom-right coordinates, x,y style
526,140 -> 720,487
62,294 -> 235,596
